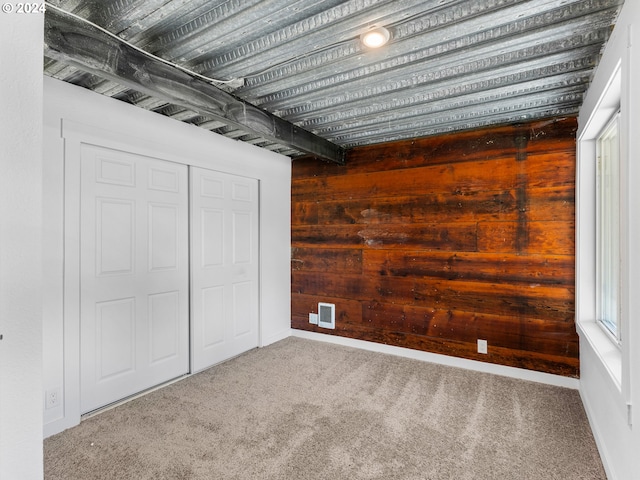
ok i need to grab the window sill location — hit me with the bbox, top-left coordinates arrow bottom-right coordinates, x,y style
577,320 -> 622,391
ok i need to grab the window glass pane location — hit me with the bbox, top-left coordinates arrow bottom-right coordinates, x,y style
596,113 -> 620,341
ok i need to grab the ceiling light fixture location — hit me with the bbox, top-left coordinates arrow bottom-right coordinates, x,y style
360,26 -> 390,48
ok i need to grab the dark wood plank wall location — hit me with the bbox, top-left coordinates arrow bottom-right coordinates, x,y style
291,117 -> 578,377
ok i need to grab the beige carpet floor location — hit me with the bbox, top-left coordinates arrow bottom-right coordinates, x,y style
44,337 -> 606,479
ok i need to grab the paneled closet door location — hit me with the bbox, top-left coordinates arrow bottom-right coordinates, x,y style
190,167 -> 259,372
80,144 -> 189,413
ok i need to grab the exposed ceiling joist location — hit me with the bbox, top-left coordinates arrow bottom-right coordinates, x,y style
43,5 -> 346,165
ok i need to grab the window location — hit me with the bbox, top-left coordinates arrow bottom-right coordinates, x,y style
596,112 -> 621,343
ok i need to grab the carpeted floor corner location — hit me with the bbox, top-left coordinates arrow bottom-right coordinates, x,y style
44,337 -> 606,479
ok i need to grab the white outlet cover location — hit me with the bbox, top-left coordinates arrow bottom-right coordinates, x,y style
477,339 -> 488,354
45,388 -> 61,409
309,313 -> 318,325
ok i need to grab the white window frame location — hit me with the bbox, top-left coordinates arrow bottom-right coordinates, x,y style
576,62 -> 625,394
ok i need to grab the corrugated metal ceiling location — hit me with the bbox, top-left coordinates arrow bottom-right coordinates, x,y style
43,0 -> 623,160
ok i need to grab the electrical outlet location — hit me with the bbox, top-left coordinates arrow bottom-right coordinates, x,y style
477,339 -> 488,354
309,312 -> 318,325
45,388 -> 61,410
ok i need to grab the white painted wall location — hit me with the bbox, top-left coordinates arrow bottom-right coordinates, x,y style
577,1 -> 640,478
43,77 -> 292,437
0,11 -> 44,480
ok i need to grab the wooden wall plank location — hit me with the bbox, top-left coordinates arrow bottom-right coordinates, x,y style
362,251 -> 574,286
315,191 -> 517,225
292,271 -> 368,299
292,157 -> 517,202
400,306 -> 578,347
291,247 -> 363,273
291,117 -> 579,377
525,152 -> 576,189
407,279 -> 574,322
477,221 -> 575,255
527,186 -> 575,222
293,223 -> 478,250
292,202 -> 318,226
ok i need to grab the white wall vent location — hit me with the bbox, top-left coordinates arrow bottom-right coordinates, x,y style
317,303 -> 336,329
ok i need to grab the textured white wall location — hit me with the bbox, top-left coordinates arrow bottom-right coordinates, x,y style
43,77 -> 292,437
577,1 -> 640,478
0,9 -> 44,480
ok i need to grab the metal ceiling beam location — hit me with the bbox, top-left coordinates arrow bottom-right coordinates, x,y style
43,6 -> 346,164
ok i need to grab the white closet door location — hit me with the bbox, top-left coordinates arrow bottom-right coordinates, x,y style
80,144 -> 189,413
190,167 -> 259,372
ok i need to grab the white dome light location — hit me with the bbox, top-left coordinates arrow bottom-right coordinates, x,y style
361,26 -> 390,48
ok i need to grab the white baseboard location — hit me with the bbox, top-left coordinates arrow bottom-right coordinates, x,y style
290,330 -> 579,390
